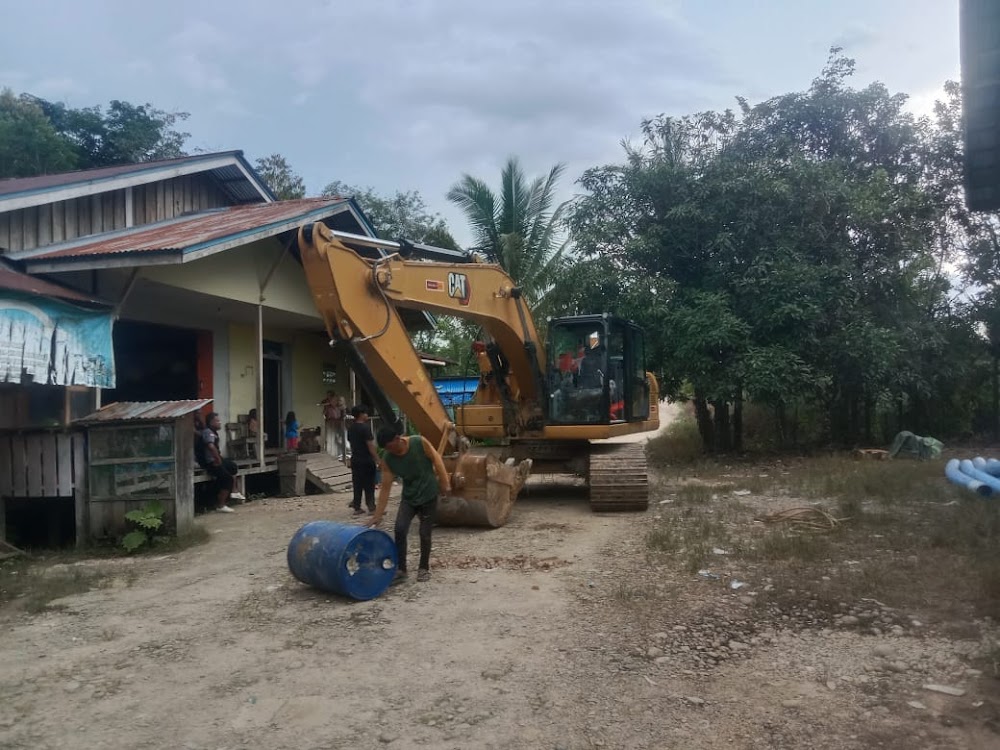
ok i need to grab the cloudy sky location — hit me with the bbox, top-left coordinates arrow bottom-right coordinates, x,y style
1,1 -> 960,245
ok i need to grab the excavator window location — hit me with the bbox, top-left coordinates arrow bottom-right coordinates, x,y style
546,316 -> 650,425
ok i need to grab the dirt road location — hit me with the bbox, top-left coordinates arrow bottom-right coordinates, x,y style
2,452 -> 999,749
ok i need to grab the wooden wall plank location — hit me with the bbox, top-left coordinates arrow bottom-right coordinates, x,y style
11,437 -> 26,496
164,179 -> 175,219
56,433 -> 73,496
114,189 -> 126,228
22,206 -> 38,250
25,435 -> 42,496
182,175 -> 194,213
8,209 -> 23,252
40,433 -> 58,496
91,195 -> 103,233
0,212 -> 10,253
37,203 -> 52,246
51,201 -> 65,243
75,196 -> 91,237
0,435 -> 12,497
155,182 -> 165,222
146,183 -> 157,225
64,198 -> 79,241
102,193 -> 115,232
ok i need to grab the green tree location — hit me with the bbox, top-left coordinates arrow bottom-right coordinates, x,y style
33,96 -> 189,168
447,157 -> 570,310
0,89 -> 77,178
254,153 -> 306,200
569,50 -> 975,452
321,181 -> 460,249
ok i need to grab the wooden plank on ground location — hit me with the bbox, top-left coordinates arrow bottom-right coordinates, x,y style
25,434 -> 43,497
0,539 -> 25,561
313,469 -> 351,481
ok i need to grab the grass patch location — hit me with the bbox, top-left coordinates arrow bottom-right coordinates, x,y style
648,451 -> 1000,621
743,530 -> 831,562
647,416 -> 704,466
614,581 -> 655,602
647,500 -> 737,574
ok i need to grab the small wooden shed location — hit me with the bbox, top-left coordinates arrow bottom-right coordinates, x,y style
75,400 -> 211,539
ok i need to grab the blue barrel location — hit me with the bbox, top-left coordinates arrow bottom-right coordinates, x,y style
286,521 -> 397,600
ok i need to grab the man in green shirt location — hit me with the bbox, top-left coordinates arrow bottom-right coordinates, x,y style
366,425 -> 451,583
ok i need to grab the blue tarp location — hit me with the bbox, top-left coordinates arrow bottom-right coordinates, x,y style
434,376 -> 479,407
0,293 -> 115,387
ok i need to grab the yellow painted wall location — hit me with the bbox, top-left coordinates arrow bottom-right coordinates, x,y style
142,237 -> 320,319
228,323 -> 257,417
226,323 -> 349,432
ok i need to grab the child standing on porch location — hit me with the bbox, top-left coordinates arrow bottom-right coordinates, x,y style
285,411 -> 300,452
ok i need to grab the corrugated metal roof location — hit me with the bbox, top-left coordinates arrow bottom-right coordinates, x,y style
75,399 -> 213,424
0,260 -> 109,305
27,198 -> 348,261
0,151 -> 243,197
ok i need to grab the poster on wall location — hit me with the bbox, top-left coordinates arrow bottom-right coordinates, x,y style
0,293 -> 116,388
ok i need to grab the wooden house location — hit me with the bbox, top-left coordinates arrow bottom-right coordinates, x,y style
0,151 -> 388,546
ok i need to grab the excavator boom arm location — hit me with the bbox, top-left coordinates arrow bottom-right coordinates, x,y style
297,222 -> 543,449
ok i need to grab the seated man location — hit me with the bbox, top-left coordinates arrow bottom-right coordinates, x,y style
196,412 -> 244,512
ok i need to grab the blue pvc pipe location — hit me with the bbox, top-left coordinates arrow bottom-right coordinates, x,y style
946,459 -> 992,496
958,460 -> 1000,494
969,456 -> 1000,477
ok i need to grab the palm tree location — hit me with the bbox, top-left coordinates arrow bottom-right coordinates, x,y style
447,157 -> 570,309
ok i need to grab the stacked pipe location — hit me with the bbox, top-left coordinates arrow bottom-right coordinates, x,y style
944,457 -> 1000,496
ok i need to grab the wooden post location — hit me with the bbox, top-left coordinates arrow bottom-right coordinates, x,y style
73,432 -> 87,548
175,415 -> 194,535
256,302 -> 265,464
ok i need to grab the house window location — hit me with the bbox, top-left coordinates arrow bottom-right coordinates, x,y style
26,384 -> 65,427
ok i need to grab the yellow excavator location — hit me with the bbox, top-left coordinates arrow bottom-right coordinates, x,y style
297,222 -> 659,527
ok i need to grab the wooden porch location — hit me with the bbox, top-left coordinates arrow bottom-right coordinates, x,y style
191,449 -> 282,484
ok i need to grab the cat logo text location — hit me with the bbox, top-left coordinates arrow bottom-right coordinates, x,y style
447,273 -> 471,306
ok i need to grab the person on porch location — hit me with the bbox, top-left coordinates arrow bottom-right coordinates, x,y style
195,412 -> 245,512
321,390 -> 346,460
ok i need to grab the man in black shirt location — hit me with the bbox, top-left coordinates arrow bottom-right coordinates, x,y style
347,404 -> 380,515
196,412 -> 241,513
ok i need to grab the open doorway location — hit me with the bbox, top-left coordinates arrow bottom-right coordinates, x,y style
263,343 -> 283,449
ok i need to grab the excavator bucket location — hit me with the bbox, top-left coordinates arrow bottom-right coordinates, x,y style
437,452 -> 533,528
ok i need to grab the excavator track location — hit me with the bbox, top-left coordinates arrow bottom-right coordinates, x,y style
588,443 -> 649,512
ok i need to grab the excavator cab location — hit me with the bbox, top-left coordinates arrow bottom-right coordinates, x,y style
546,314 -> 651,426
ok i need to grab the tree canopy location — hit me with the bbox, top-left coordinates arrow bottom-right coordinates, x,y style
564,49 -> 994,451
321,181 -> 460,250
0,90 -> 190,178
447,157 -> 570,311
254,153 -> 306,200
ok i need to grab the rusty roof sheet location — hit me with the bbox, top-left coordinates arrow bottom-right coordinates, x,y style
75,399 -> 213,424
0,151 -> 244,197
0,260 -> 110,305
26,198 -> 347,262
